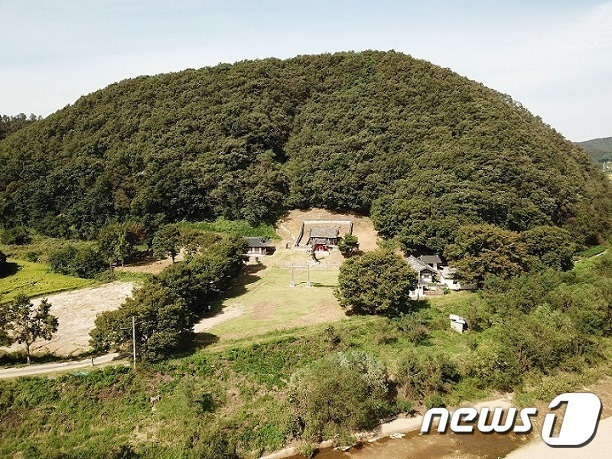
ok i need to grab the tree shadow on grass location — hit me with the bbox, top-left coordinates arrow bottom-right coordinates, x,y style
0,262 -> 20,279
310,282 -> 337,288
198,263 -> 267,318
343,298 -> 432,318
193,332 -> 220,348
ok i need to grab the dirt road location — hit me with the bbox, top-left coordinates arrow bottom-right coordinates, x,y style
0,353 -> 122,379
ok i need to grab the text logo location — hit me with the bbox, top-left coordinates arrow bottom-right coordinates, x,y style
421,392 -> 601,447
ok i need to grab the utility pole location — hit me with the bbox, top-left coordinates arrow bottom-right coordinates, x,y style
132,316 -> 137,370
290,263 -> 295,287
307,263 -> 311,287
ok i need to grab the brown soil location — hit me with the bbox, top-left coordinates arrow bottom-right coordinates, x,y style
1,282 -> 136,356
115,251 -> 185,275
277,208 -> 380,252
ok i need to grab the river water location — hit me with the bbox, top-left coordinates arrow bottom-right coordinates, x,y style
289,429 -> 532,459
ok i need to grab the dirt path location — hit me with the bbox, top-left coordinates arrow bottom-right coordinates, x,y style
193,304 -> 245,332
115,250 -> 185,275
1,282 -> 136,356
0,353 -> 122,379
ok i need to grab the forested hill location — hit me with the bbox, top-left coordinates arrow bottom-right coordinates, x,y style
0,113 -> 40,141
1,51 -> 610,250
577,137 -> 612,165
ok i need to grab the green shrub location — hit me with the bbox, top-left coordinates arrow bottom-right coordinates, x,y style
393,311 -> 431,345
23,251 -> 38,262
395,351 -> 460,400
289,350 -> 389,439
48,245 -> 106,278
1,226 -> 31,245
424,394 -> 445,409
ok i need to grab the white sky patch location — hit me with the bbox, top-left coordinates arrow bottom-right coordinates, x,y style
0,1 -> 610,141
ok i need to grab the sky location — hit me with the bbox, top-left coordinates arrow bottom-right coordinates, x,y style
1,0 -> 610,141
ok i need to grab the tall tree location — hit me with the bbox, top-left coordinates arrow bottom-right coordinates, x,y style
336,250 -> 418,315
98,222 -> 140,269
153,224 -> 181,263
444,224 -> 528,289
3,295 -> 58,364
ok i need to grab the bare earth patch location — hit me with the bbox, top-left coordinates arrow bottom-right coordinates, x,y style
115,251 -> 185,275
1,281 -> 136,356
277,208 -> 380,252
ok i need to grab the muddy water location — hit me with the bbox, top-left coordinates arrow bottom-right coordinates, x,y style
290,430 -> 532,459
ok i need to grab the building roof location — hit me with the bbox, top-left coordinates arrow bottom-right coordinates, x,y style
440,267 -> 456,278
243,237 -> 275,248
407,256 -> 438,273
419,254 -> 443,265
308,227 -> 340,239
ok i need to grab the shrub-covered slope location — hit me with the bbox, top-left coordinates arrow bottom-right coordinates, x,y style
1,51 -> 610,248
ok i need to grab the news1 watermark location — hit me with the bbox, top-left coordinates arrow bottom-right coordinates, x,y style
421,392 -> 602,447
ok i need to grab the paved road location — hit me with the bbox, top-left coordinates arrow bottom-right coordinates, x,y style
0,353 -> 123,379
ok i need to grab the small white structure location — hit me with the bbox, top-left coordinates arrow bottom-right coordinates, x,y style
406,255 -> 438,285
419,254 -> 442,271
439,266 -> 461,290
449,314 -> 467,333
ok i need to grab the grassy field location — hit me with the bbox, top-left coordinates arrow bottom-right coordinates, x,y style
208,265 -> 346,340
0,259 -> 94,303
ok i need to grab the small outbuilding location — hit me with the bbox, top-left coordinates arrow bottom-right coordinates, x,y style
449,314 -> 467,333
439,266 -> 461,290
244,237 -> 276,256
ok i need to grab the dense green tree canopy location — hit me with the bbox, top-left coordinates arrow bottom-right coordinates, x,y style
0,51 -> 610,248
444,224 -> 528,289
336,250 -> 418,315
289,350 -> 389,439
0,114 -> 40,141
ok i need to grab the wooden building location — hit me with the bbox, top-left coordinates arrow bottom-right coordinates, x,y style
244,237 -> 276,256
307,227 -> 340,252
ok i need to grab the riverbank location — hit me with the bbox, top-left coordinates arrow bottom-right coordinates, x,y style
260,397 -> 514,459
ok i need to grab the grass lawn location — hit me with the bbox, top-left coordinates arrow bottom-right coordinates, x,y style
209,265 -> 346,340
0,258 -> 94,303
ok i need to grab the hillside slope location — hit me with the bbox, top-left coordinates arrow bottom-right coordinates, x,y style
577,136 -> 612,164
0,51 -> 610,249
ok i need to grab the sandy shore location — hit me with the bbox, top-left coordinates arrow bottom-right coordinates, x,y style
506,415 -> 612,458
